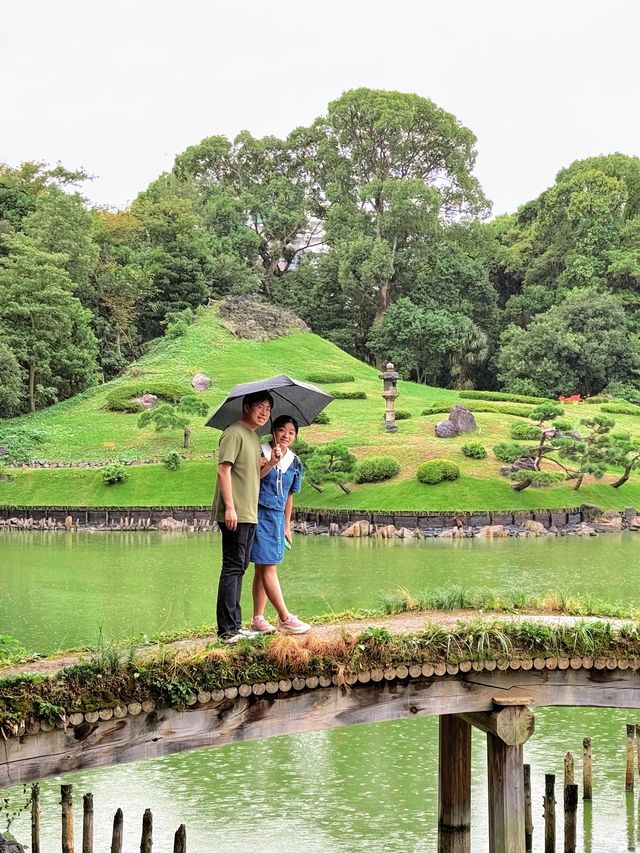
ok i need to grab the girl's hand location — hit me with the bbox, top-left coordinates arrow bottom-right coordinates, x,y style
285,524 -> 292,544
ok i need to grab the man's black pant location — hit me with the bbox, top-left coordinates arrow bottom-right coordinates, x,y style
216,522 -> 256,638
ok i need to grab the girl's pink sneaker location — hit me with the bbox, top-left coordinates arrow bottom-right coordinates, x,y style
251,615 -> 276,634
276,615 -> 311,635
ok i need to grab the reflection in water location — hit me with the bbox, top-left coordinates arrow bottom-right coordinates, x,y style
4,533 -> 640,850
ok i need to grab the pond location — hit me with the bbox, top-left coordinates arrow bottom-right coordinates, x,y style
2,531 -> 640,851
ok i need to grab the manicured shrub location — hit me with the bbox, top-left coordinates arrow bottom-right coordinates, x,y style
305,372 -> 355,384
493,442 -> 531,463
164,451 -> 182,471
291,436 -> 315,465
510,422 -> 542,441
552,419 -> 572,431
355,455 -> 401,483
601,404 -> 640,416
394,410 -> 412,420
105,381 -> 188,413
331,390 -> 367,400
510,470 -> 565,489
313,411 -> 331,424
102,463 -> 128,485
441,461 -> 460,481
422,402 -> 533,418
459,390 -> 553,405
462,442 -> 487,459
417,460 -> 446,484
585,395 -> 610,404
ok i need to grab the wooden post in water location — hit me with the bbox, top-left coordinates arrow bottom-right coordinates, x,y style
636,725 -> 640,779
31,782 -> 40,853
524,764 -> 533,852
583,738 -> 592,801
564,752 -> 574,790
82,793 -> 93,853
140,808 -> 153,853
110,809 -> 123,853
437,715 -> 471,853
543,774 -> 556,853
563,783 -> 578,853
173,824 -> 187,853
61,784 -> 74,853
627,725 -> 635,792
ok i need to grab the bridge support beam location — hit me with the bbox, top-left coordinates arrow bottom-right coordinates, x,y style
438,714 -> 471,853
438,700 -> 533,853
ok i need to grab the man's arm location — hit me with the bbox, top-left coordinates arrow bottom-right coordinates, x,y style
217,463 -> 237,530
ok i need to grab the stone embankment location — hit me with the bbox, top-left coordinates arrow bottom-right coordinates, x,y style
1,504 -> 640,536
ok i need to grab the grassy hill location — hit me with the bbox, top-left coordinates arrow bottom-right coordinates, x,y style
2,304 -> 640,511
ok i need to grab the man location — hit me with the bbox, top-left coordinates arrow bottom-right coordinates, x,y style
213,390 -> 275,642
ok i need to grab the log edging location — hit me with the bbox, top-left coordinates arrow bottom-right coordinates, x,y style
6,655 -> 639,740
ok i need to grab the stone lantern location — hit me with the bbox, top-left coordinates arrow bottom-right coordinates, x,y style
380,362 -> 400,432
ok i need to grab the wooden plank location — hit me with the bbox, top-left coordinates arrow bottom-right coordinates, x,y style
487,734 -> 525,853
583,738 -> 592,800
61,784 -> 74,853
82,793 -> 93,853
438,715 -> 471,853
523,765 -> 533,852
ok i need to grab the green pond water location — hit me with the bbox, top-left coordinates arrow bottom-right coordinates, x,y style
2,531 -> 640,851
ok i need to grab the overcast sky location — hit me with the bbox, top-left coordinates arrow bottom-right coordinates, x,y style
3,0 -> 640,217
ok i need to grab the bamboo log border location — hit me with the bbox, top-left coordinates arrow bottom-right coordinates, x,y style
6,654 -> 640,739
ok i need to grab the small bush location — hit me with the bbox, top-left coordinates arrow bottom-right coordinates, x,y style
313,411 -> 331,424
459,390 -> 553,405
355,455 -> 401,483
305,372 -> 355,384
493,442 -> 530,463
394,410 -> 412,420
0,427 -> 46,464
166,318 -> 189,338
164,451 -> 182,471
462,442 -> 487,459
441,461 -> 460,481
586,395 -> 610,404
552,419 -> 572,431
102,463 -> 128,485
105,381 -> 187,413
416,460 -> 459,484
331,390 -> 367,400
510,422 -> 542,441
601,404 -> 640,416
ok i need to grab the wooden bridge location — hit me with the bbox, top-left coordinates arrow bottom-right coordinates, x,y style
3,653 -> 640,853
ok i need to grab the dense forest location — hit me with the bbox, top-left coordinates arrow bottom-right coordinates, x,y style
2,87 -> 640,418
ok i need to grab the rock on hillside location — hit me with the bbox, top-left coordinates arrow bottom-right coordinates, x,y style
218,295 -> 309,341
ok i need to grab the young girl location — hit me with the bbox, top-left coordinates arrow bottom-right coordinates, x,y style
250,415 -> 311,635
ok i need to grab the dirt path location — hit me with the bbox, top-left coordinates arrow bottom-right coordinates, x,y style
0,610 -> 628,679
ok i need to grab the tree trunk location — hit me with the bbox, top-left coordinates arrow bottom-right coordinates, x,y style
374,281 -> 389,322
511,478 -> 532,491
612,466 -> 632,488
339,483 -> 351,494
534,434 -> 547,471
115,329 -> 122,359
310,483 -> 323,493
573,474 -> 584,491
183,426 -> 191,449
28,362 -> 36,413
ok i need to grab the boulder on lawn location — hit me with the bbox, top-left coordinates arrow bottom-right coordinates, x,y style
191,373 -> 212,392
435,420 -> 459,438
449,404 -> 477,434
134,394 -> 158,409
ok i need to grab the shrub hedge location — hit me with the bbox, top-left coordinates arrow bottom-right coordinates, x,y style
459,390 -> 553,405
416,460 -> 460,485
355,455 -> 401,483
102,463 -> 128,485
394,410 -> 412,420
510,422 -> 542,441
422,402 -> 532,418
105,381 -> 188,413
313,411 -> 331,424
305,372 -> 355,384
461,442 -> 487,459
601,404 -> 640,416
331,390 -> 367,400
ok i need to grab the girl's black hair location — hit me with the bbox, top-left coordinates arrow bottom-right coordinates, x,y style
271,414 -> 299,435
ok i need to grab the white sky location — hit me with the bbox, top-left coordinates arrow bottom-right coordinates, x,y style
3,0 -> 640,217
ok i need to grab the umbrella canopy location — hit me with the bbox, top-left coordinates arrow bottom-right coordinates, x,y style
205,374 -> 333,434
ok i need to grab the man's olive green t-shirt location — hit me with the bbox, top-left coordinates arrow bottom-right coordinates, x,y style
213,421 -> 261,523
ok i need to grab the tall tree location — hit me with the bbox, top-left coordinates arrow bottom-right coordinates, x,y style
0,342 -> 23,418
0,234 -> 98,412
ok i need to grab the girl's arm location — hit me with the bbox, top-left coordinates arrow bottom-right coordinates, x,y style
284,492 -> 294,543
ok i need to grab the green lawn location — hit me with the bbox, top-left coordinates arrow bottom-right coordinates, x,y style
2,304 -> 640,512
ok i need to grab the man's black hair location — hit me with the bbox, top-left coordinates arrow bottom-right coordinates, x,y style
242,391 -> 274,412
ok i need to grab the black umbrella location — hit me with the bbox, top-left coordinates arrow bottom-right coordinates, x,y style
205,374 -> 333,434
